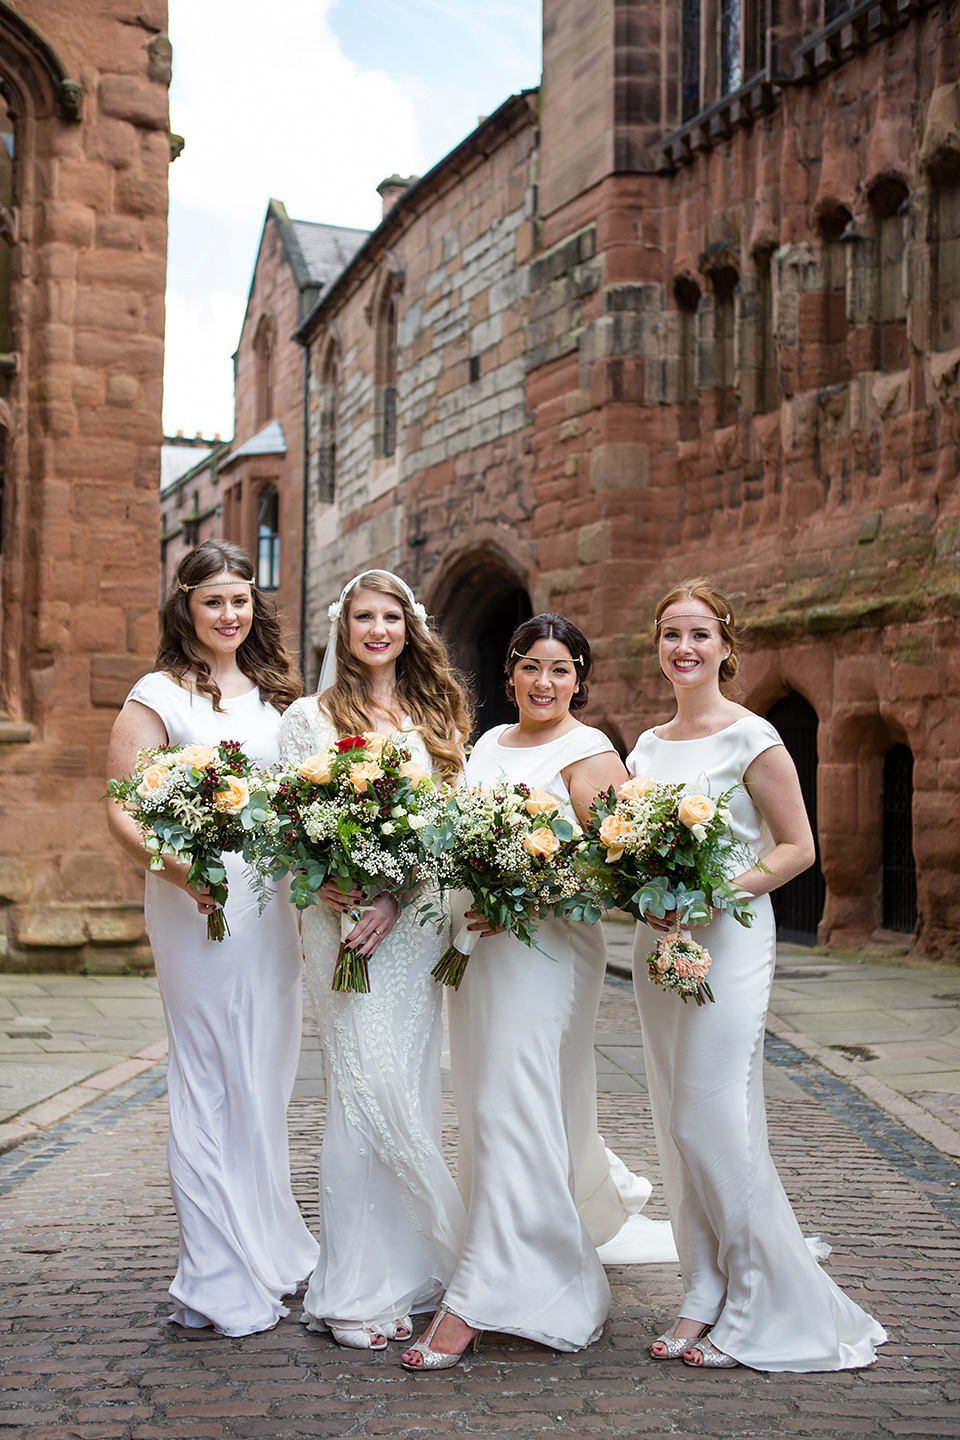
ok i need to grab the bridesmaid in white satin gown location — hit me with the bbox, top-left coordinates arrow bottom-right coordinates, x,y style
106,541 -> 319,1336
403,614 -> 672,1370
627,577 -> 887,1371
280,571 -> 473,1351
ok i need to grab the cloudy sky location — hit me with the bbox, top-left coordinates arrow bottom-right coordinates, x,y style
163,0 -> 542,439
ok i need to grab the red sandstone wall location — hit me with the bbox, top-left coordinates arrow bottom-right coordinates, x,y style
0,0 -> 169,970
299,6 -> 960,958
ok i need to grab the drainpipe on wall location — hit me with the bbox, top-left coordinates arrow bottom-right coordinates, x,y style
299,339 -> 311,680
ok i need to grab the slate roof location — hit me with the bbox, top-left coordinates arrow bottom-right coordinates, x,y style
288,220 -> 369,291
219,419 -> 287,469
160,444 -> 216,494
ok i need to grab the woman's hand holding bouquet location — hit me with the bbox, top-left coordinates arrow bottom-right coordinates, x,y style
107,741 -> 271,941
420,783 -> 584,989
264,732 -> 444,992
580,776 -> 759,1005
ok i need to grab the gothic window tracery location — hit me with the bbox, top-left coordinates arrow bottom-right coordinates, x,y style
254,315 -> 275,427
317,340 -> 339,503
373,277 -> 399,460
257,484 -> 280,590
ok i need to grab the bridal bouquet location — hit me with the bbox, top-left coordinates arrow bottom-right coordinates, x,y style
420,783 -> 584,989
265,732 -> 445,992
580,776 -> 759,1005
106,741 -> 270,941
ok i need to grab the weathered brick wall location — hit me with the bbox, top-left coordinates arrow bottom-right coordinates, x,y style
0,0 -> 169,970
524,5 -> 960,955
302,105 -> 538,685
300,5 -> 959,957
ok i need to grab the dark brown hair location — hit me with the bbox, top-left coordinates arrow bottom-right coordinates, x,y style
655,576 -> 739,685
157,540 -> 301,712
321,570 -> 473,781
505,613 -> 591,712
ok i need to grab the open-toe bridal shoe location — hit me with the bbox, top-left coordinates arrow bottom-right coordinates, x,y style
682,1335 -> 739,1368
400,1305 -> 480,1371
650,1320 -> 709,1360
329,1323 -> 388,1351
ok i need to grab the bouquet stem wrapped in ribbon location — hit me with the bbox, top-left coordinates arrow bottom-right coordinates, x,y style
264,732 -> 446,993
106,741 -> 271,942
581,776 -> 761,1004
334,906 -> 371,993
423,784 -> 585,989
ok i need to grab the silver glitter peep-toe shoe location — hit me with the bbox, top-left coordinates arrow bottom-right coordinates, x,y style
399,1305 -> 481,1372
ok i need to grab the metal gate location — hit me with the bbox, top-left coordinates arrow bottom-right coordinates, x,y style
882,745 -> 917,933
767,694 -> 826,945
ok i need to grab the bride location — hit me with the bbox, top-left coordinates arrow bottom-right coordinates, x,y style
279,569 -> 472,1349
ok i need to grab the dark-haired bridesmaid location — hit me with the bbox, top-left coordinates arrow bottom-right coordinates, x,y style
402,613 -> 666,1369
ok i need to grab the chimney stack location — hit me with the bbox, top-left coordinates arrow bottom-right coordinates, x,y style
376,173 -> 418,219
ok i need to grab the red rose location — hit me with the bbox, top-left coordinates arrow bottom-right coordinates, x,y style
334,734 -> 368,754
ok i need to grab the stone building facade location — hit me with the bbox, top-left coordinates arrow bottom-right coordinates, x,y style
211,200 -> 367,652
0,0 -> 171,970
299,0 -> 960,959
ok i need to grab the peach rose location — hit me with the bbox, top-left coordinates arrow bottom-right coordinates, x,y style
678,793 -> 716,828
525,788 -> 560,817
523,826 -> 561,860
673,958 -> 692,978
655,953 -> 671,972
214,776 -> 250,813
599,813 -> 633,861
175,743 -> 218,770
691,962 -> 710,981
363,733 -> 389,754
620,775 -> 657,801
136,763 -> 171,798
399,760 -> 430,787
298,751 -> 335,785
349,760 -> 383,793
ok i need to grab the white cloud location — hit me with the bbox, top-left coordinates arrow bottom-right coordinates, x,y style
167,0 -> 424,230
163,0 -> 427,435
162,288 -> 242,441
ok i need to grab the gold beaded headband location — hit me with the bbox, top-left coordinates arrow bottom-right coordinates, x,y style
511,648 -> 585,663
178,577 -> 255,593
656,612 -> 731,625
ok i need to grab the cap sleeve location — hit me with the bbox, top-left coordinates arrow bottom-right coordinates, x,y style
557,724 -> 616,767
736,714 -> 784,772
125,672 -> 176,732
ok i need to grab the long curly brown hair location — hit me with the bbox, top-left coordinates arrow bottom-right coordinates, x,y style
320,570 -> 472,780
157,540 -> 301,713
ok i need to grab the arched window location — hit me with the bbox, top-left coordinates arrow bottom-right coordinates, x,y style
673,274 -> 700,438
767,693 -> 826,945
317,341 -> 339,503
680,1 -> 764,122
254,315 -> 275,428
374,280 -> 399,459
257,485 -> 279,591
882,745 -> 917,933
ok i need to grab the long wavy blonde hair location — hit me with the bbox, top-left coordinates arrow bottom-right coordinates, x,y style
320,570 -> 472,780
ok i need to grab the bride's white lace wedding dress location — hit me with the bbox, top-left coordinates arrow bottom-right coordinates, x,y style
279,698 -> 465,1331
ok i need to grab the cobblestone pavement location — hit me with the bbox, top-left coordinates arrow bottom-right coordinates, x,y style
2,975 -> 959,1440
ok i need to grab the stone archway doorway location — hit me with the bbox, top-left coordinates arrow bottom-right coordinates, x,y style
767,692 -> 826,945
432,553 -> 532,735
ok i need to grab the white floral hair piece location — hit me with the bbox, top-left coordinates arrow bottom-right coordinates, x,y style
327,571 -> 428,627
318,570 -> 429,695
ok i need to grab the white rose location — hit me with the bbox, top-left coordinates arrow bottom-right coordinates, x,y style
381,822 -> 396,835
691,822 -> 708,843
407,814 -> 428,830
391,805 -> 408,819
